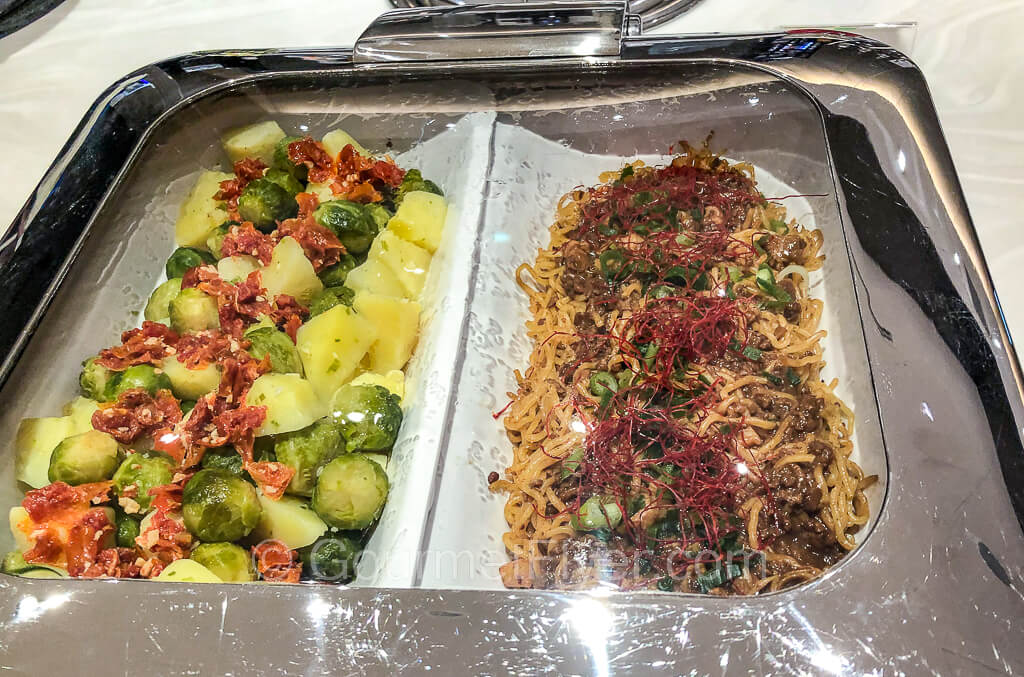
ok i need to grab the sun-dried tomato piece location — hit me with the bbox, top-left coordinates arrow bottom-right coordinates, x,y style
277,218 -> 345,272
329,144 -> 406,202
95,321 -> 179,371
252,540 -> 302,583
215,157 -> 269,213
221,221 -> 276,265
288,137 -> 334,184
245,461 -> 295,501
174,330 -> 243,369
92,389 -> 182,444
58,507 -> 113,576
22,481 -> 112,522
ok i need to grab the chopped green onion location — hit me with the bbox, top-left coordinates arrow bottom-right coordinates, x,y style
696,563 -> 743,592
633,191 -> 655,206
676,233 -> 695,246
754,234 -> 770,255
560,447 -> 585,480
650,284 -> 675,300
786,367 -> 801,386
755,264 -> 793,303
598,249 -> 627,281
726,266 -> 742,283
616,370 -> 635,390
690,207 -> 703,222
768,218 -> 789,234
589,371 -> 617,398
726,282 -> 736,300
762,371 -> 784,386
619,166 -> 634,181
697,373 -> 713,386
571,496 -> 623,532
657,576 -> 675,592
729,338 -> 762,361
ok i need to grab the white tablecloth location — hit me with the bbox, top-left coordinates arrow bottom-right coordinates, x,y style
1,0 -> 1020,336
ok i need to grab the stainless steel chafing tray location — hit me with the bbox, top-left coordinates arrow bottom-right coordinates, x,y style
1,2 -> 1022,673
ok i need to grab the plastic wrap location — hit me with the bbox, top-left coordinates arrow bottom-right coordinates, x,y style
0,13 -> 1021,674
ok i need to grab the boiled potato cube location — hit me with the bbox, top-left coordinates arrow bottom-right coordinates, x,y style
218,255 -> 260,283
251,492 -> 327,549
261,237 -> 323,305
369,230 -> 432,300
322,129 -> 370,158
305,181 -> 335,203
62,397 -> 100,430
296,305 -> 378,402
387,191 -> 447,254
175,170 -> 233,248
353,292 -> 421,372
222,120 -> 285,165
155,559 -> 223,583
246,373 -> 325,436
350,369 -> 406,402
345,257 -> 407,299
15,416 -> 77,488
9,507 -> 31,552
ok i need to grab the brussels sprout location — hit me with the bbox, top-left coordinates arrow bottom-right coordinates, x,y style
364,204 -> 392,230
394,168 -> 443,207
272,135 -> 307,181
237,178 -> 298,232
107,364 -> 173,399
317,254 -> 358,288
79,356 -> 115,402
206,221 -> 240,259
112,451 -> 175,511
308,286 -> 354,317
169,287 -> 220,333
165,247 -> 216,279
302,534 -> 361,582
313,201 -> 377,254
312,454 -> 388,530
263,168 -> 304,196
200,447 -> 245,477
329,384 -> 403,453
115,511 -> 141,548
144,278 -> 184,323
244,326 -> 302,374
189,542 -> 254,582
182,469 -> 262,542
275,418 -> 345,496
48,429 -> 121,485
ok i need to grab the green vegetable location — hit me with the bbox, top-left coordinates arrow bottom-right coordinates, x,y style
1,551 -> 67,577
312,454 -> 389,530
271,135 -> 307,181
317,255 -> 358,287
200,447 -> 245,477
162,356 -> 220,400
588,372 -> 617,408
657,576 -> 675,592
237,178 -> 298,232
112,451 -> 175,511
649,284 -> 676,300
48,430 -> 121,485
144,278 -> 184,322
303,534 -> 361,582
169,287 -> 220,333
755,264 -> 792,303
696,563 -> 742,592
275,418 -> 345,496
313,200 -> 378,254
598,249 -> 628,281
560,447 -> 585,480
165,247 -> 216,279
189,542 -> 254,582
244,326 -> 302,374
182,469 -> 262,542
206,221 -> 239,259
728,338 -> 762,362
79,356 -> 115,402
394,169 -> 443,208
263,168 -> 304,196
309,286 -> 354,317
786,367 -> 801,386
108,364 -> 173,399
115,511 -> 141,548
571,495 -> 623,532
328,384 -> 403,453
364,204 -> 392,230
763,371 -> 784,387
180,400 -> 197,416
768,218 -> 789,234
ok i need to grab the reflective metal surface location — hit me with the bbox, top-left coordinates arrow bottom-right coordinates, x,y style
388,0 -> 705,29
0,6 -> 1022,674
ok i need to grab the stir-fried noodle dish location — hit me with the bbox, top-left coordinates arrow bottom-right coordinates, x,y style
494,142 -> 876,594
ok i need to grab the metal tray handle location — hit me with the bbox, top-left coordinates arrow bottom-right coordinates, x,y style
353,0 -> 640,63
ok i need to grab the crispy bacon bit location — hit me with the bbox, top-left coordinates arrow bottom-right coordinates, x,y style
287,137 -> 334,184
174,330 -> 243,369
215,158 -> 268,213
23,481 -> 112,522
330,144 -> 406,203
91,388 -> 182,444
245,461 -> 295,501
252,540 -> 302,583
95,322 -> 179,371
221,221 -> 276,265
